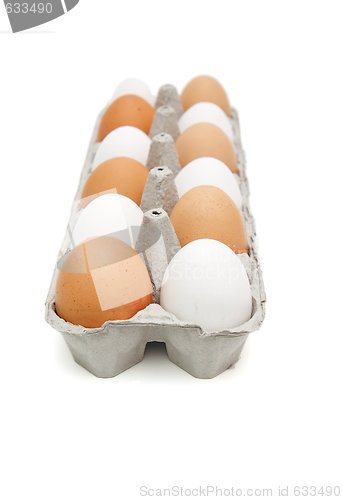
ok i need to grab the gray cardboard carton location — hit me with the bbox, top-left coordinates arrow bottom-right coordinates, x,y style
45,85 -> 266,379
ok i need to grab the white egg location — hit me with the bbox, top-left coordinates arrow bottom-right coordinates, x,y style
72,193 -> 143,248
160,239 -> 252,333
178,102 -> 234,142
92,126 -> 151,170
112,78 -> 155,107
176,157 -> 242,209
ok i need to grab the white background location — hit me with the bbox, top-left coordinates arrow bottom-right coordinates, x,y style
1,1 -> 341,499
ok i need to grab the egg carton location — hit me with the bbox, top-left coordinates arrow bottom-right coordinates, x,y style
45,85 -> 266,379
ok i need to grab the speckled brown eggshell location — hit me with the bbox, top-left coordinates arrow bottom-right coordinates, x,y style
98,94 -> 155,141
55,236 -> 153,328
176,123 -> 238,173
170,186 -> 248,253
181,75 -> 233,117
82,157 -> 149,205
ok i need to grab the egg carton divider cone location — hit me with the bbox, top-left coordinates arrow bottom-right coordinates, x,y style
45,84 -> 266,379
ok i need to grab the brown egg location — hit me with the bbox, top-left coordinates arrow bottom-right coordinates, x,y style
55,236 -> 153,328
181,75 -> 233,117
176,123 -> 238,173
82,157 -> 148,205
170,186 -> 248,253
98,95 -> 154,141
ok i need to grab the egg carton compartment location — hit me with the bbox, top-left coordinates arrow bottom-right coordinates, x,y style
45,84 -> 266,379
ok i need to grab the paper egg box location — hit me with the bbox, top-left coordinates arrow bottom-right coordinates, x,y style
45,84 -> 266,379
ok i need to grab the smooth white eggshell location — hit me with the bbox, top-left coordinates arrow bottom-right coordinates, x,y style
178,102 -> 234,142
176,157 -> 242,209
160,239 -> 252,333
72,193 -> 143,248
112,78 -> 155,107
92,126 -> 151,170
